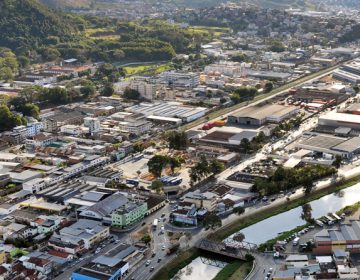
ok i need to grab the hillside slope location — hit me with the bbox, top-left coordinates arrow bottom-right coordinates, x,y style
39,0 -> 92,9
39,0 -> 310,10
0,0 -> 77,52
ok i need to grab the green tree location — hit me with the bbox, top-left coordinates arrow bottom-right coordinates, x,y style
148,155 -> 169,177
233,206 -> 245,215
101,83 -> 115,97
189,156 -> 211,184
142,234 -> 151,244
10,97 -> 40,119
268,41 -> 285,52
169,156 -> 183,174
230,87 -> 257,104
203,213 -> 222,230
95,63 -> 121,83
245,253 -> 255,262
333,155 -> 342,168
0,67 -> 14,81
42,47 -> 61,61
151,180 -> 164,193
303,175 -> 314,195
123,87 -> 140,100
210,160 -> 225,174
17,56 -> 30,68
264,82 -> 273,92
0,104 -> 24,131
133,142 -> 145,152
301,203 -> 313,223
231,53 -> 249,62
80,83 -> 96,98
233,232 -> 245,242
41,87 -> 70,105
167,131 -> 188,150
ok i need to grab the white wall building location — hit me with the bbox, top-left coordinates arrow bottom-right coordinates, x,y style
84,117 -> 100,135
27,121 -> 43,137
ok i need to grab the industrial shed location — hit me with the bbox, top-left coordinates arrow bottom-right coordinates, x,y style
228,104 -> 298,126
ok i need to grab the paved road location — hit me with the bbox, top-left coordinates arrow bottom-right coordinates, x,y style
126,209 -> 174,280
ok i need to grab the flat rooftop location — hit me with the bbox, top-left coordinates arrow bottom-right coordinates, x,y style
200,131 -> 236,143
231,104 -> 297,120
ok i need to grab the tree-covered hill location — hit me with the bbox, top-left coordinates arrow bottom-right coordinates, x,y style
0,0 -> 78,53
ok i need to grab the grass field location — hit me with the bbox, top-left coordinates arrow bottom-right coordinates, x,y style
213,260 -> 252,280
123,63 -> 172,77
84,27 -> 120,39
190,26 -> 231,37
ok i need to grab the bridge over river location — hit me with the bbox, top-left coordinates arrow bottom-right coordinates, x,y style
196,238 -> 258,261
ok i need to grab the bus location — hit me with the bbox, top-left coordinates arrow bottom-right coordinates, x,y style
126,179 -> 139,186
325,215 -> 335,225
159,176 -> 182,186
153,219 -> 158,230
331,213 -> 342,221
169,178 -> 182,186
293,237 -> 300,246
316,220 -> 324,227
133,154 -> 144,161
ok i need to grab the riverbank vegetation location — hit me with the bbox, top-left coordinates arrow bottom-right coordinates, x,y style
152,248 -> 200,280
213,260 -> 253,280
252,165 -> 337,196
336,201 -> 360,216
257,224 -> 309,252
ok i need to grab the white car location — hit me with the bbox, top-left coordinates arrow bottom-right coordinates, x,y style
161,245 -> 166,250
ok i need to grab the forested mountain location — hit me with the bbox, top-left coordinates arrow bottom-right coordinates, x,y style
0,0 -> 79,54
0,0 -> 206,63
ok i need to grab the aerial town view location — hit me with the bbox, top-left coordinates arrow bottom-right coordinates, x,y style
1,0 -> 360,279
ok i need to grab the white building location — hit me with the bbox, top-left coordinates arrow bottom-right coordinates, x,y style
118,120 -> 152,135
204,61 -> 243,77
27,121 -> 43,137
54,219 -> 109,250
60,124 -> 84,136
21,256 -> 53,275
84,117 -> 100,135
22,178 -> 46,193
12,125 -> 28,141
129,79 -> 156,101
160,71 -> 199,88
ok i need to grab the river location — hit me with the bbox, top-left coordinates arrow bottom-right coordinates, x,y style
229,182 -> 360,245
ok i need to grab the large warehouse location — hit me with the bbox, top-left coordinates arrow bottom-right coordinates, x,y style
295,132 -> 360,158
228,104 -> 299,126
318,110 -> 360,130
333,60 -> 360,84
126,102 -> 207,123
